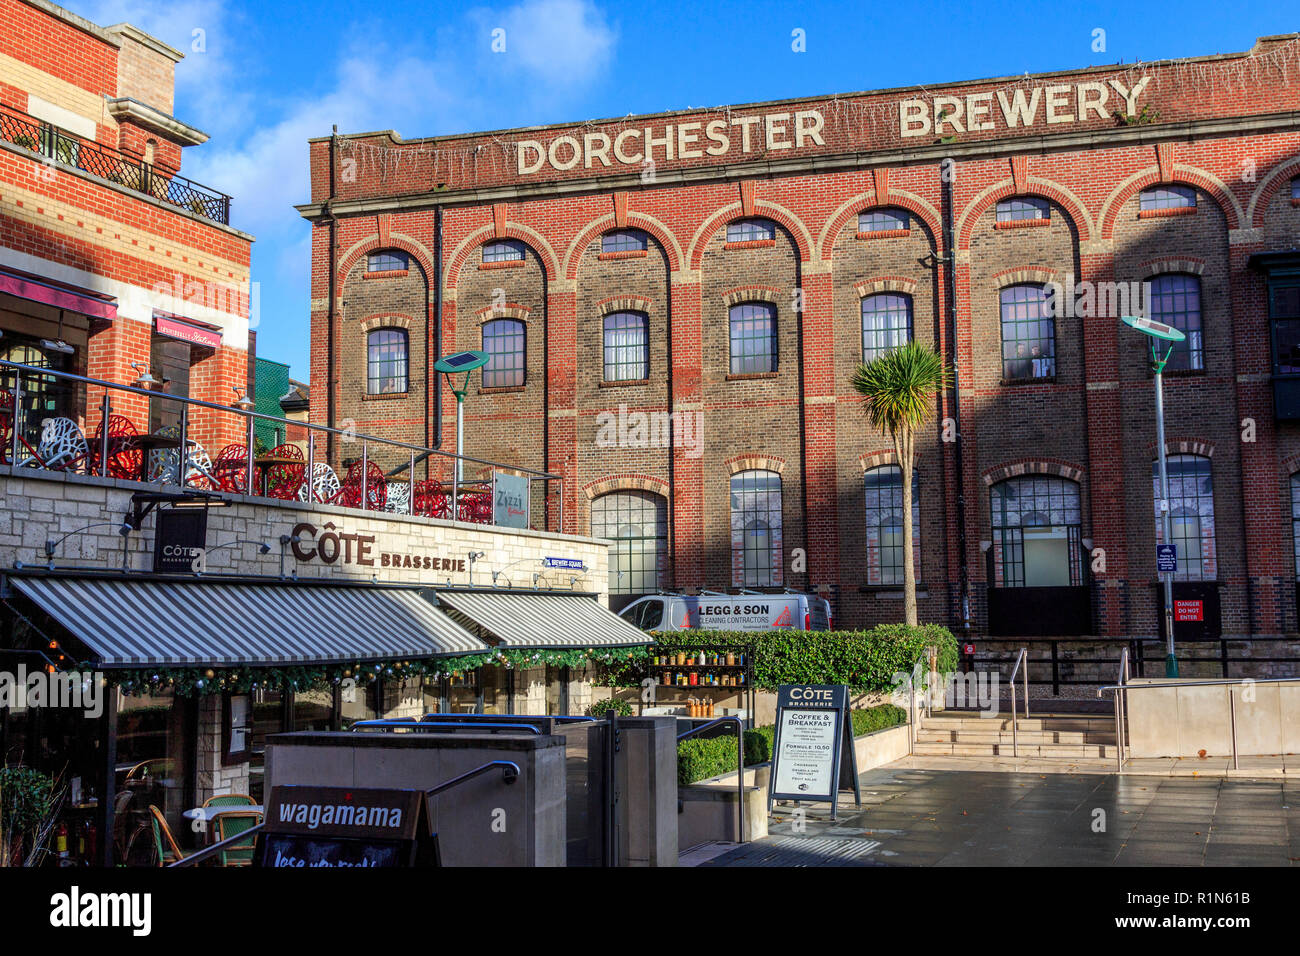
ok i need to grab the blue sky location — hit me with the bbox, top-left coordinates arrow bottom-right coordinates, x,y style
69,0 -> 1296,381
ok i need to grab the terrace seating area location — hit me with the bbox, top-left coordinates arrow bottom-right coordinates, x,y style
0,376 -> 498,522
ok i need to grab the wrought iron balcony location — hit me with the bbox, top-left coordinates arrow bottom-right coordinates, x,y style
0,102 -> 232,225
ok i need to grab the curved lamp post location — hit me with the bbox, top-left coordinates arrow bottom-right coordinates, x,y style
1122,314 -> 1186,678
432,350 -> 490,521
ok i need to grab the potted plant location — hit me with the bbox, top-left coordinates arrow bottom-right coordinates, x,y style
0,765 -> 66,867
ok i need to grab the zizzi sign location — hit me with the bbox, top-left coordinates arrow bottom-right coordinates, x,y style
516,110 -> 826,174
290,521 -> 467,573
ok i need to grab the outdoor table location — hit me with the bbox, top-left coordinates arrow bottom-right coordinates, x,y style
131,433 -> 182,482
183,804 -> 265,845
183,804 -> 264,823
253,455 -> 302,497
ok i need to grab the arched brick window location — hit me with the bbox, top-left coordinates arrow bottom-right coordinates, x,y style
1148,274 -> 1203,372
864,465 -> 919,586
366,328 -> 408,394
861,293 -> 913,361
990,475 -> 1082,587
591,490 -> 667,595
1000,284 -> 1055,381
729,302 -> 777,374
482,318 -> 525,388
730,469 -> 782,587
603,312 -> 649,381
1154,454 -> 1216,581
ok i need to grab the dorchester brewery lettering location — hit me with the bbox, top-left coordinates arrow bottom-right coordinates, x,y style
516,110 -> 826,174
899,77 -> 1151,137
290,521 -> 467,572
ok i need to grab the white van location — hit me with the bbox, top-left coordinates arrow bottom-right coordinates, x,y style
618,592 -> 833,632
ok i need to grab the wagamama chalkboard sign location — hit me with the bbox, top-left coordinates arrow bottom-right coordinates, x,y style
255,785 -> 441,868
767,684 -> 861,821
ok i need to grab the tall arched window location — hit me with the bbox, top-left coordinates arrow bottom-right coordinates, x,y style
591,490 -> 667,594
1148,274 -> 1203,372
1154,454 -> 1216,581
864,465 -> 920,585
990,475 -> 1083,587
603,312 -> 649,381
482,318 -> 525,388
366,328 -> 408,394
729,302 -> 777,374
1000,284 -> 1055,381
730,470 -> 782,587
861,294 -> 913,362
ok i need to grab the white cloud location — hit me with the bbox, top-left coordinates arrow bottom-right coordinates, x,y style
474,0 -> 619,89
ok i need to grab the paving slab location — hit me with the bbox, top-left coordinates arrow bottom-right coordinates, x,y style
700,765 -> 1298,867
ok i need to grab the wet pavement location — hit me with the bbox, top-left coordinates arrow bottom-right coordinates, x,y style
702,768 -> 1300,866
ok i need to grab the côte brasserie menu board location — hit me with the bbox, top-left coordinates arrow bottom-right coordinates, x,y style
768,684 -> 860,820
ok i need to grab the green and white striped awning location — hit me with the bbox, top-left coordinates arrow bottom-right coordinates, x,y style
434,590 -> 650,649
9,576 -> 487,667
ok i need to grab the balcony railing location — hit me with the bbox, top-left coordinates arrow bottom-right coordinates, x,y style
0,102 -> 232,225
0,360 -> 564,530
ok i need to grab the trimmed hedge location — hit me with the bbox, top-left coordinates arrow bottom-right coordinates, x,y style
609,624 -> 958,692
677,704 -> 907,785
585,697 -> 634,717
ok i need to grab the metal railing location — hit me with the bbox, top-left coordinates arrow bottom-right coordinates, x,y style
0,359 -> 565,531
1008,647 -> 1028,757
1,102 -> 232,225
1098,675 -> 1300,772
1110,648 -> 1130,771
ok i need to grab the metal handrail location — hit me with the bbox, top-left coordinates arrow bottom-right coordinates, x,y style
1110,648 -> 1130,771
168,822 -> 265,868
350,719 -> 542,735
678,716 -> 745,845
426,759 -> 520,796
0,359 -> 564,527
1098,675 -> 1300,771
1007,647 -> 1027,757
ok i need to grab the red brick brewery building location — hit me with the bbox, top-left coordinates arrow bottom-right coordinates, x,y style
301,35 -> 1300,652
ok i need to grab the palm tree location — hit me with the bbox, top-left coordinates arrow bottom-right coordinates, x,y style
851,342 -> 953,626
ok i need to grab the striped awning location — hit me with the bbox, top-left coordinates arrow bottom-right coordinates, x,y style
9,576 -> 487,667
434,590 -> 651,649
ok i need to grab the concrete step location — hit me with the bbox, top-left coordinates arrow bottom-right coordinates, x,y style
913,741 -> 1118,758
920,715 -> 1116,733
914,729 -> 1116,746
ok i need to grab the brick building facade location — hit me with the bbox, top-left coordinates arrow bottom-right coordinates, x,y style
0,0 -> 252,453
301,35 -> 1300,642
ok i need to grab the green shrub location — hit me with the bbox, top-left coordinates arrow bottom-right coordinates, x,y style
605,624 -> 958,692
677,704 -> 907,785
585,697 -> 633,717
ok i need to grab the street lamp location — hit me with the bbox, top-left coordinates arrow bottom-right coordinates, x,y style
1122,314 -> 1187,678
433,350 -> 490,519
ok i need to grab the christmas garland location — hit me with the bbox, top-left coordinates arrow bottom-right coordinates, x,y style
100,645 -> 649,697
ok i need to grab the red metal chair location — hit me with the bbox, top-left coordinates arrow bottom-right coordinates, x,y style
88,415 -> 142,479
458,488 -> 493,524
412,479 -> 443,517
333,459 -> 387,511
210,443 -> 249,493
264,444 -> 305,500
